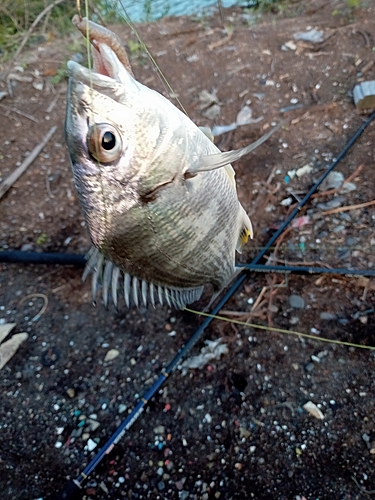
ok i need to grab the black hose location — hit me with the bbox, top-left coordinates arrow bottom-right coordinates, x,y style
0,250 -> 85,266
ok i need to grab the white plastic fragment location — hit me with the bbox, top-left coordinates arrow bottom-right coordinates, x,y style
283,41 -> 297,51
303,401 -> 324,420
294,29 -> 325,44
281,197 -> 293,206
353,81 -> 375,111
296,164 -> 313,178
319,171 -> 344,191
179,339 -> 228,374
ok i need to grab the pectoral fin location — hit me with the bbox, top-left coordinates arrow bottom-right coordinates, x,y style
189,120 -> 284,174
236,212 -> 253,253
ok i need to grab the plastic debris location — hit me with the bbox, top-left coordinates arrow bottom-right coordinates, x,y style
303,401 -> 324,420
294,29 -> 325,44
319,171 -> 344,191
283,41 -> 297,51
211,105 -> 263,137
353,81 -> 375,111
280,197 -> 293,206
198,89 -> 221,120
180,339 -> 228,374
296,164 -> 313,178
292,215 -> 310,228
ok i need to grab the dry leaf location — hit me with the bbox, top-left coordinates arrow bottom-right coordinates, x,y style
0,323 -> 16,344
0,332 -> 28,369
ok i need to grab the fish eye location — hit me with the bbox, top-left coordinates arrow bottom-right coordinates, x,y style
87,123 -> 122,163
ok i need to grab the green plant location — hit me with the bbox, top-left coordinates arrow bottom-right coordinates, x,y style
36,233 -> 48,245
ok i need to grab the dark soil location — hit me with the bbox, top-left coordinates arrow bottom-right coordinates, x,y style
1,1 -> 375,499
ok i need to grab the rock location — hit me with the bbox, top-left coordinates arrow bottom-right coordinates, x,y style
66,388 -> 75,398
104,349 -> 120,362
154,425 -> 165,434
345,237 -> 357,246
118,404 -> 127,414
320,312 -> 336,321
317,196 -> 346,211
281,197 -> 293,206
86,438 -> 97,451
86,419 -> 100,431
341,181 -> 356,192
289,295 -> 305,309
304,362 -> 315,373
239,427 -> 251,439
303,401 -> 324,419
21,243 -> 34,252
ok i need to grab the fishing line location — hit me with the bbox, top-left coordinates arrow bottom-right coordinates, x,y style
184,307 -> 375,351
118,0 -> 189,116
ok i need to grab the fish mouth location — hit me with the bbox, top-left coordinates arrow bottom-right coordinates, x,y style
66,15 -> 134,88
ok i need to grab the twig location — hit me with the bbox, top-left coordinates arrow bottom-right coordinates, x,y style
322,199 -> 375,216
3,0 -> 66,77
251,286 -> 268,312
352,29 -> 371,48
18,293 -> 49,322
352,475 -> 375,495
208,32 -> 233,51
0,103 -> 38,123
0,126 -> 57,200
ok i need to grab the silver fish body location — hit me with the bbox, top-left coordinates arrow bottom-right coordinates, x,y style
65,18 -> 254,309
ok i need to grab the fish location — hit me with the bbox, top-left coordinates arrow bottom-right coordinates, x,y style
65,16 -> 281,309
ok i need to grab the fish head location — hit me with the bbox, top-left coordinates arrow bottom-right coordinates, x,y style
65,25 -> 181,250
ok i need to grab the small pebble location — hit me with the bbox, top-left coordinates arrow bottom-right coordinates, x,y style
154,425 -> 165,434
320,312 -> 336,321
289,295 -> 305,309
104,349 -> 120,362
303,401 -> 324,419
118,404 -> 127,414
305,362 -> 315,373
87,439 -> 97,451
